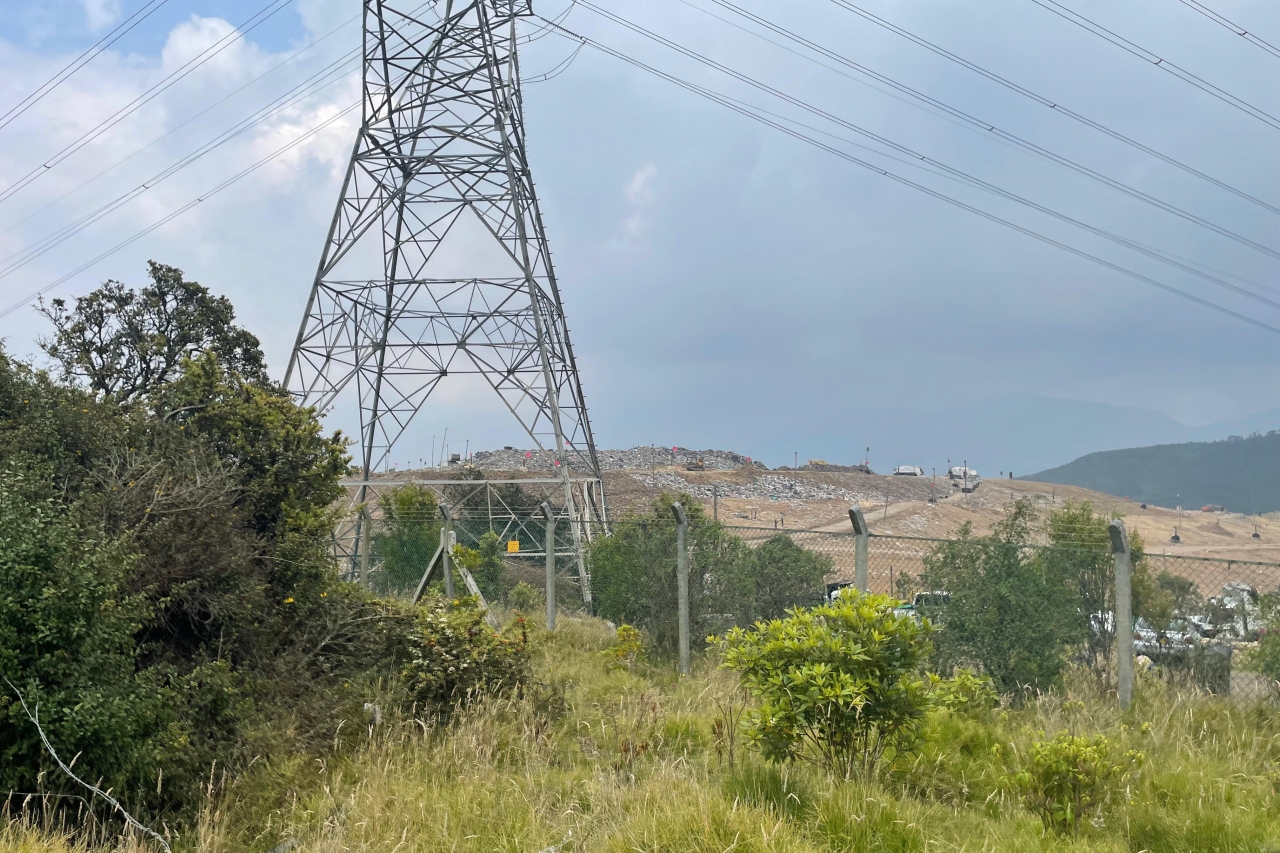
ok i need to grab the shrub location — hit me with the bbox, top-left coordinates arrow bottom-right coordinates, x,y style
401,596 -> 530,711
507,581 -> 542,613
0,470 -> 167,808
715,592 -> 932,779
926,668 -> 999,715
920,502 -> 1083,694
1011,732 -> 1142,833
602,624 -> 645,672
590,495 -> 828,655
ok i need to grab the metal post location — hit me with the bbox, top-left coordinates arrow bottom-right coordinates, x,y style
441,504 -> 455,599
849,506 -> 869,593
1109,519 -> 1134,711
540,502 -> 556,631
713,484 -> 718,522
357,502 -> 373,584
672,502 -> 690,675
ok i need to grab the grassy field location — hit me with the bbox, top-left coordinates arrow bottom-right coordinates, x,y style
5,613 -> 1280,853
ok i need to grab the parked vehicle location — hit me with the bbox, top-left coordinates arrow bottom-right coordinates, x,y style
893,465 -> 925,476
948,466 -> 982,492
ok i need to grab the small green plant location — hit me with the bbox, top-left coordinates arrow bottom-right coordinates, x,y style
602,624 -> 646,672
507,581 -> 543,613
714,592 -> 932,779
1011,732 -> 1142,833
927,668 -> 999,715
401,596 -> 530,711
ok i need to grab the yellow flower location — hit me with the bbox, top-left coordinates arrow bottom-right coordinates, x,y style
284,597 -> 295,604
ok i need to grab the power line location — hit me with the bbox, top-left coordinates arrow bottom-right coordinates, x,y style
0,0 -> 176,133
823,0 -> 1280,216
568,2 -> 1280,307
675,0 -> 1280,263
1175,0 -> 1280,61
0,55 -> 358,283
0,7 -> 370,241
0,0 -> 298,207
1030,0 -> 1280,132
0,102 -> 359,320
537,21 -> 1280,335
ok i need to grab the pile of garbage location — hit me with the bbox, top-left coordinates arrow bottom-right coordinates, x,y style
627,471 -> 935,504
469,446 -> 766,472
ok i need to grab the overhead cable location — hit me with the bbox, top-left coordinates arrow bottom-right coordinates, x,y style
0,0 -> 298,207
656,0 -> 1280,260
567,1 -> 1280,304
0,58 -> 359,282
1030,0 -> 1280,132
1175,0 -> 1280,60
537,21 -> 1280,335
822,0 -> 1280,215
0,102 -> 359,320
0,0 -> 175,133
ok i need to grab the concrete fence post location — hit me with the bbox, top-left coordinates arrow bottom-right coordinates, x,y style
358,503 -> 374,584
1109,519 -> 1135,711
440,504 -> 455,599
540,502 -> 556,631
672,501 -> 690,676
849,506 -> 870,594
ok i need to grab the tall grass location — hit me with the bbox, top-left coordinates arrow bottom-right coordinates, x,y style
6,613 -> 1280,853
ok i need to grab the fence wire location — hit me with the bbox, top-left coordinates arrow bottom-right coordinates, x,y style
342,485 -> 1280,702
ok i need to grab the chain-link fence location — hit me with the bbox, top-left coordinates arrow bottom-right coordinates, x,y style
341,482 -> 1280,702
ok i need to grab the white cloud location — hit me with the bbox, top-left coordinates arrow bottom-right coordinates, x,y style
80,0 -> 121,33
613,162 -> 658,245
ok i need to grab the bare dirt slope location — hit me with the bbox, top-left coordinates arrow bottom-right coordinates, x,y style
601,466 -> 1280,563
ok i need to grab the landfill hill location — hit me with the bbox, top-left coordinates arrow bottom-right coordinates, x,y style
373,445 -> 1280,563
1027,430 -> 1280,515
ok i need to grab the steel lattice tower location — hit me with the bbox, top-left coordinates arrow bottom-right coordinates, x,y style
285,0 -> 606,588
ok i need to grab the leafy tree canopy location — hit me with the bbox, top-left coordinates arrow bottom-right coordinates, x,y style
39,261 -> 269,403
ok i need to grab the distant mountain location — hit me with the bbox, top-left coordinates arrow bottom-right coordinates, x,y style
1027,431 -> 1280,514
748,393 -> 1280,478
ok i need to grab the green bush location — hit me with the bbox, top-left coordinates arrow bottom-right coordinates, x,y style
920,501 -> 1084,694
926,668 -> 999,715
1010,732 -> 1142,834
602,624 -> 645,672
590,494 -> 829,655
0,470 -> 169,807
372,485 -> 442,595
401,596 -> 530,711
507,581 -> 543,613
715,592 -> 932,779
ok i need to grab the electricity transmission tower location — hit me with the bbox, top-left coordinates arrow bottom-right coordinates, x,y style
284,0 -> 606,595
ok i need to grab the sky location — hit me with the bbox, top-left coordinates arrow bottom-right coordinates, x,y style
0,0 -> 1278,475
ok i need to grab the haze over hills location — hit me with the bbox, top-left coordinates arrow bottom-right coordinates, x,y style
1027,431 -> 1280,515
742,393 -> 1280,476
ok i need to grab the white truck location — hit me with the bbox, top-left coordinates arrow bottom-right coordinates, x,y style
948,466 -> 981,492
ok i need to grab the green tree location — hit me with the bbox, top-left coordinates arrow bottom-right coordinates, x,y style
38,262 -> 268,402
589,494 -> 755,654
921,500 -> 1082,694
748,535 -> 829,622
716,592 -> 932,779
372,484 -> 442,595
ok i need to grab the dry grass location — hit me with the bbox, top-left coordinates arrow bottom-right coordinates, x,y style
6,613 -> 1280,853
